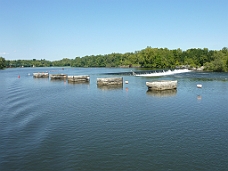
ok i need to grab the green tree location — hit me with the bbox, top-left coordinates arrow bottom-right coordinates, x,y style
0,57 -> 6,69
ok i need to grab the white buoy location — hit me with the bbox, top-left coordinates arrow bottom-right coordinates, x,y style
197,84 -> 202,88
125,81 -> 129,84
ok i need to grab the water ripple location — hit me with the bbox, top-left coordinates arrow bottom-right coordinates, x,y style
1,68 -> 228,171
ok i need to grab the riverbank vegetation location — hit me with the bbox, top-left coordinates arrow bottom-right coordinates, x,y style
0,57 -> 6,69
1,47 -> 228,72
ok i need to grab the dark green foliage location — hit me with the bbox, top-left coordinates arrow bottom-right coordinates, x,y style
4,47 -> 228,72
6,59 -> 52,68
0,57 -> 6,69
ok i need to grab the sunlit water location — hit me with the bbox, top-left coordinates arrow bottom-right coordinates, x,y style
1,67 -> 228,171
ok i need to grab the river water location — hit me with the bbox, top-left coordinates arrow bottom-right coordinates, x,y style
1,67 -> 228,171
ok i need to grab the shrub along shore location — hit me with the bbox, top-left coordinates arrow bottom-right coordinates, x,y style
1,47 -> 228,72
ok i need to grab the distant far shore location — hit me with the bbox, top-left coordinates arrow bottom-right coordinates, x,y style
1,46 -> 228,72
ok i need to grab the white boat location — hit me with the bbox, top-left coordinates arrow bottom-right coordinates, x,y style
135,69 -> 191,77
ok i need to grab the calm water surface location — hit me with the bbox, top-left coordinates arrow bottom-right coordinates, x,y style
1,67 -> 228,171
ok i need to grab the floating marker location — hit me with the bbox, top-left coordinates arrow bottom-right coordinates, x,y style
197,84 -> 202,88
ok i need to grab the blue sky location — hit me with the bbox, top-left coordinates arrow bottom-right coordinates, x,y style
1,0 -> 227,61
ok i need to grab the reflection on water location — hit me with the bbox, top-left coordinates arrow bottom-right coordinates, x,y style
190,77 -> 228,82
50,79 -> 67,82
146,89 -> 177,97
68,81 -> 90,85
33,77 -> 49,79
179,72 -> 228,82
197,95 -> 202,100
97,84 -> 123,90
1,68 -> 228,171
32,77 -> 49,83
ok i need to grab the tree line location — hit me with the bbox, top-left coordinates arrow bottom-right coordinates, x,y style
1,47 -> 228,72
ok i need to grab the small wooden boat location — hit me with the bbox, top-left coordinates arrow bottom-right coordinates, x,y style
146,80 -> 177,90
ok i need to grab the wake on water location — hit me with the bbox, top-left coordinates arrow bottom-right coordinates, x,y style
135,69 -> 191,77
